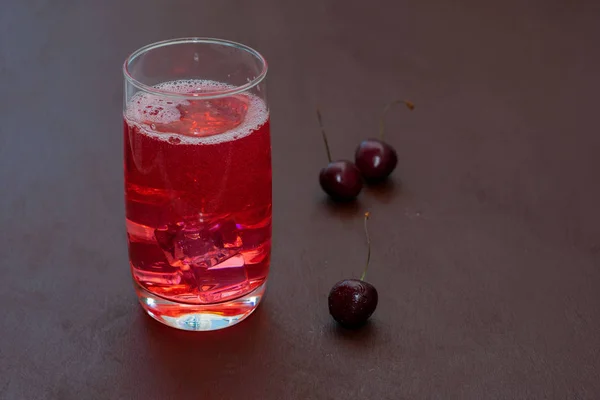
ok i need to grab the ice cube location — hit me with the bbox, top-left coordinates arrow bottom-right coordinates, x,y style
192,254 -> 249,303
210,219 -> 243,249
132,268 -> 182,286
154,218 -> 243,270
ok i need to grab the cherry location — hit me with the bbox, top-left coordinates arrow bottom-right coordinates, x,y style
319,161 -> 362,202
317,109 -> 363,201
354,100 -> 414,182
355,139 -> 397,183
328,279 -> 378,329
328,212 -> 378,328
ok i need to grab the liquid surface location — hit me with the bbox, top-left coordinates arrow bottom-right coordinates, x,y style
124,80 -> 271,304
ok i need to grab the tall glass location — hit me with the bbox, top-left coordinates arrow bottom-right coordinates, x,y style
123,38 -> 271,331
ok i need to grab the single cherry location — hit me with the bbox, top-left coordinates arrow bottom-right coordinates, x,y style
317,109 -> 363,201
355,100 -> 414,182
328,212 -> 378,328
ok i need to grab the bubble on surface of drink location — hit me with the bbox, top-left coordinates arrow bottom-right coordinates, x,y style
125,79 -> 268,145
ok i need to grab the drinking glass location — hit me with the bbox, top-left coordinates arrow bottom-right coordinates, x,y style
123,38 -> 271,331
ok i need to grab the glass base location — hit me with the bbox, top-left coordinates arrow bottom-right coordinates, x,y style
135,281 -> 267,331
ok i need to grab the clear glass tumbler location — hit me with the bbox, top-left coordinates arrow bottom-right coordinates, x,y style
123,38 -> 271,331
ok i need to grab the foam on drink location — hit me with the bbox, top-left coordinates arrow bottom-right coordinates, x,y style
125,79 -> 269,146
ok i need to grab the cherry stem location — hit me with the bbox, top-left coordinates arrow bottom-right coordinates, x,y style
360,211 -> 371,281
316,108 -> 332,163
379,100 -> 415,141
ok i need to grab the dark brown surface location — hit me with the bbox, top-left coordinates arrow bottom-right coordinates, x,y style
1,0 -> 600,398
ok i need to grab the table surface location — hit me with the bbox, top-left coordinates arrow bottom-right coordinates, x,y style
2,0 -> 600,398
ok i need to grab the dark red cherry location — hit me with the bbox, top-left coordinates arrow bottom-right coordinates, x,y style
328,212 -> 378,328
355,139 -> 398,182
328,279 -> 378,328
354,99 -> 413,183
319,160 -> 363,201
316,109 -> 363,201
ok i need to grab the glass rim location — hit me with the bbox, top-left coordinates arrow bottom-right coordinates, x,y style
123,37 -> 268,100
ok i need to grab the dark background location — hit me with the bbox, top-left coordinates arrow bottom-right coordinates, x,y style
1,0 -> 599,398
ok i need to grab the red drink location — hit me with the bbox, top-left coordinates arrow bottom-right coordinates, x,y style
124,80 -> 271,311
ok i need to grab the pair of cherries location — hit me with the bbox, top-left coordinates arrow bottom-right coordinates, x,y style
321,101 -> 414,329
318,100 -> 414,202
